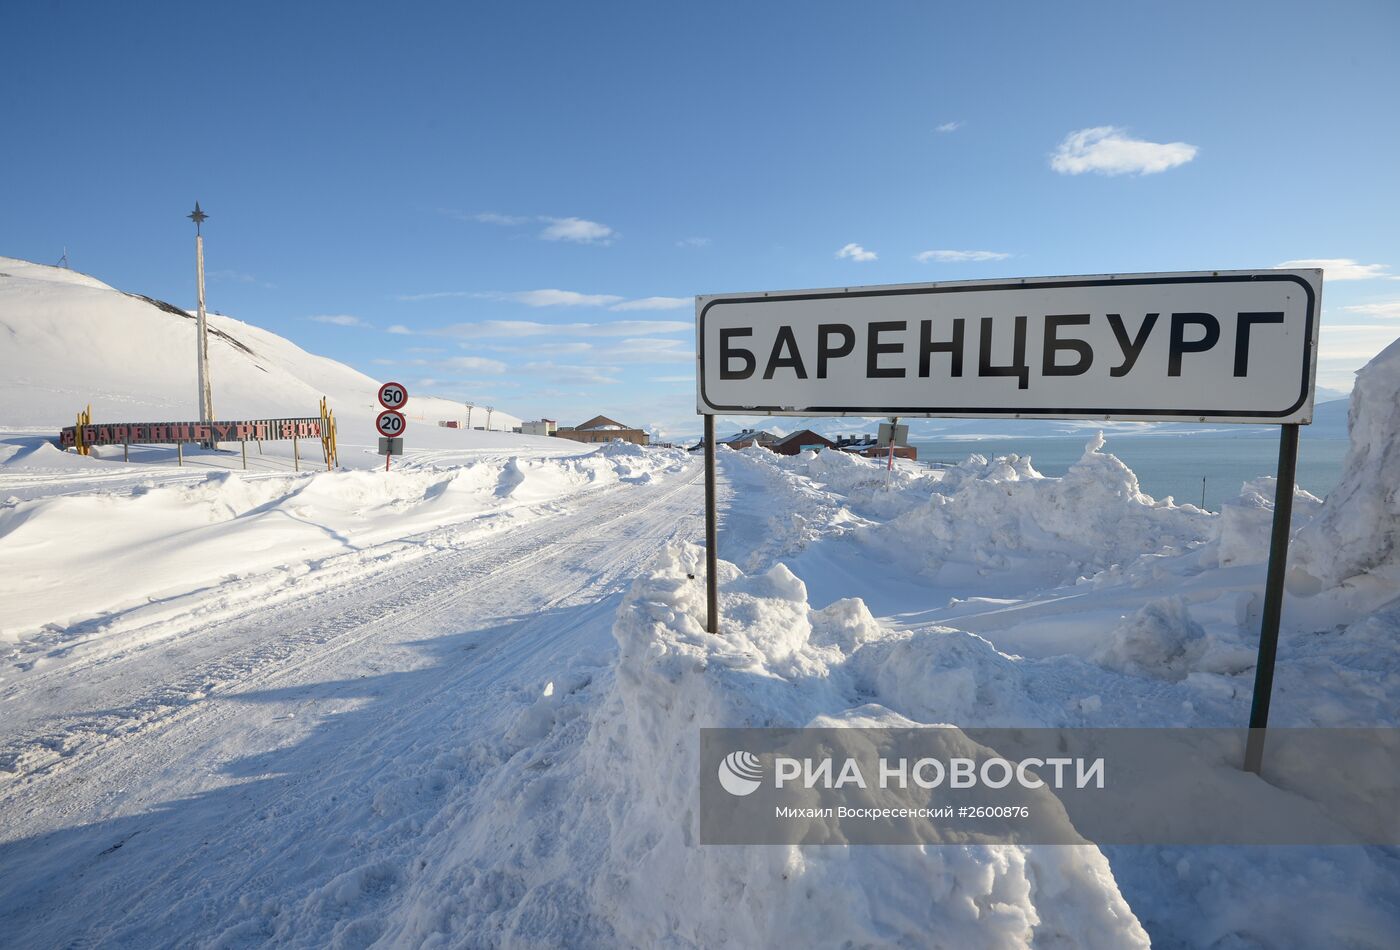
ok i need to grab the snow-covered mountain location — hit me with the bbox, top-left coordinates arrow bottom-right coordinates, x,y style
0,257 -> 521,437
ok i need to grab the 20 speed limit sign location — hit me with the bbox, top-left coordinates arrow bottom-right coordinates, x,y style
378,381 -> 409,409
375,410 -> 407,437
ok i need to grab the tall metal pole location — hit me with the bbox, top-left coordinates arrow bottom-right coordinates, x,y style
1244,423 -> 1301,773
704,414 -> 718,634
189,203 -> 215,445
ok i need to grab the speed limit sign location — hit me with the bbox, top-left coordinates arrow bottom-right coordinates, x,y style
378,381 -> 408,409
375,410 -> 407,437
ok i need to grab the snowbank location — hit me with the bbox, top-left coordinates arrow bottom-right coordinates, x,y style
1211,475 -> 1323,568
0,447 -> 690,642
1291,337 -> 1400,604
870,436 -> 1211,593
387,545 -> 1149,948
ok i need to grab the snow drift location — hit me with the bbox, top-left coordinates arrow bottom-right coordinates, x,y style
0,446 -> 692,642
1291,336 -> 1400,604
376,544 -> 1149,948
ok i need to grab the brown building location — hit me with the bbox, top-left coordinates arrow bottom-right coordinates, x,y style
554,414 -> 651,446
770,429 -> 837,455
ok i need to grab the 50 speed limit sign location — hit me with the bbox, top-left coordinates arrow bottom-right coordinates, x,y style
375,410 -> 406,437
378,381 -> 408,409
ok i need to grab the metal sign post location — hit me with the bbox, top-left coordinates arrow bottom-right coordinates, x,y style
704,414 -> 719,634
377,382 -> 409,471
695,269 -> 1321,773
1244,423 -> 1301,773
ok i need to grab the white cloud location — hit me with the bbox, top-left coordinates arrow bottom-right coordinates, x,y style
602,337 -> 694,364
677,236 -> 711,248
397,289 -> 624,306
649,375 -> 693,383
432,319 -> 691,339
836,243 -> 878,262
520,361 -> 623,385
487,341 -> 595,356
308,314 -> 370,327
935,121 -> 962,133
440,355 -> 507,374
1050,126 -> 1198,176
395,291 -> 473,302
386,324 -> 413,334
540,217 -> 615,244
471,211 -> 531,226
1315,324 -> 1400,360
396,289 -> 686,309
444,210 -> 618,244
1343,300 -> 1400,319
1276,259 -> 1396,281
210,269 -> 277,289
915,249 -> 1011,263
502,289 -> 625,307
609,296 -> 690,312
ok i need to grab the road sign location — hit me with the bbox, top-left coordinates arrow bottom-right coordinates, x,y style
378,381 -> 409,410
876,422 -> 908,448
378,436 -> 404,456
694,270 -> 1324,771
375,409 -> 406,437
697,270 -> 1320,424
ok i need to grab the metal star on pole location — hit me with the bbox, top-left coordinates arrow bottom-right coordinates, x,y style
188,201 -> 208,235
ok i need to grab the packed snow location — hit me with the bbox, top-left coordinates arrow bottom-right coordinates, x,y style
1,261 -> 1397,946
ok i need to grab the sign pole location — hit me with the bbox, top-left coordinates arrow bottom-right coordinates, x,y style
704,413 -> 719,634
188,203 -> 215,449
1244,423 -> 1301,774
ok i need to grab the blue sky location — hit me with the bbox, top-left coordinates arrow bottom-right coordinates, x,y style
4,0 -> 1398,437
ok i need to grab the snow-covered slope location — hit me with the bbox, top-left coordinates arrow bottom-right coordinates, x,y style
0,256 -> 521,439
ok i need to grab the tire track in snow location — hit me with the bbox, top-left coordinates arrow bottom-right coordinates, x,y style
0,462 -> 706,947
0,464 -> 702,787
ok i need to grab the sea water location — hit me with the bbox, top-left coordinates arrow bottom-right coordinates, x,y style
911,434 -> 1350,512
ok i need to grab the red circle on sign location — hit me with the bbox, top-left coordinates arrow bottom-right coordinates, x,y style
378,381 -> 409,409
375,410 -> 407,437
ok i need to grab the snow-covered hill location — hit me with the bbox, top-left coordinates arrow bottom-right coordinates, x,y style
0,257 -> 522,441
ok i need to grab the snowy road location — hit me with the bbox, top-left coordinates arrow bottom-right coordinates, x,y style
0,460 -> 704,946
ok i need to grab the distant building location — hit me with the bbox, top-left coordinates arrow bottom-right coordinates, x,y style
554,414 -> 650,446
439,420 -> 461,428
770,429 -> 836,455
833,432 -> 918,461
689,427 -> 781,452
521,419 -> 557,437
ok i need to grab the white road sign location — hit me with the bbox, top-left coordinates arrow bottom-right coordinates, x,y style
375,410 -> 406,437
378,381 -> 409,409
696,271 -> 1320,424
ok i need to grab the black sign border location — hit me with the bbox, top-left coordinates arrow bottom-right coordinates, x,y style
697,273 -> 1316,420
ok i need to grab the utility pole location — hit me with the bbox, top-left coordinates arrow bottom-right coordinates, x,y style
485,406 -> 494,431
465,403 -> 474,429
189,202 -> 215,446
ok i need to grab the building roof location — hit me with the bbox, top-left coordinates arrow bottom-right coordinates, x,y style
575,414 -> 631,431
772,429 -> 835,450
720,429 -> 778,445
